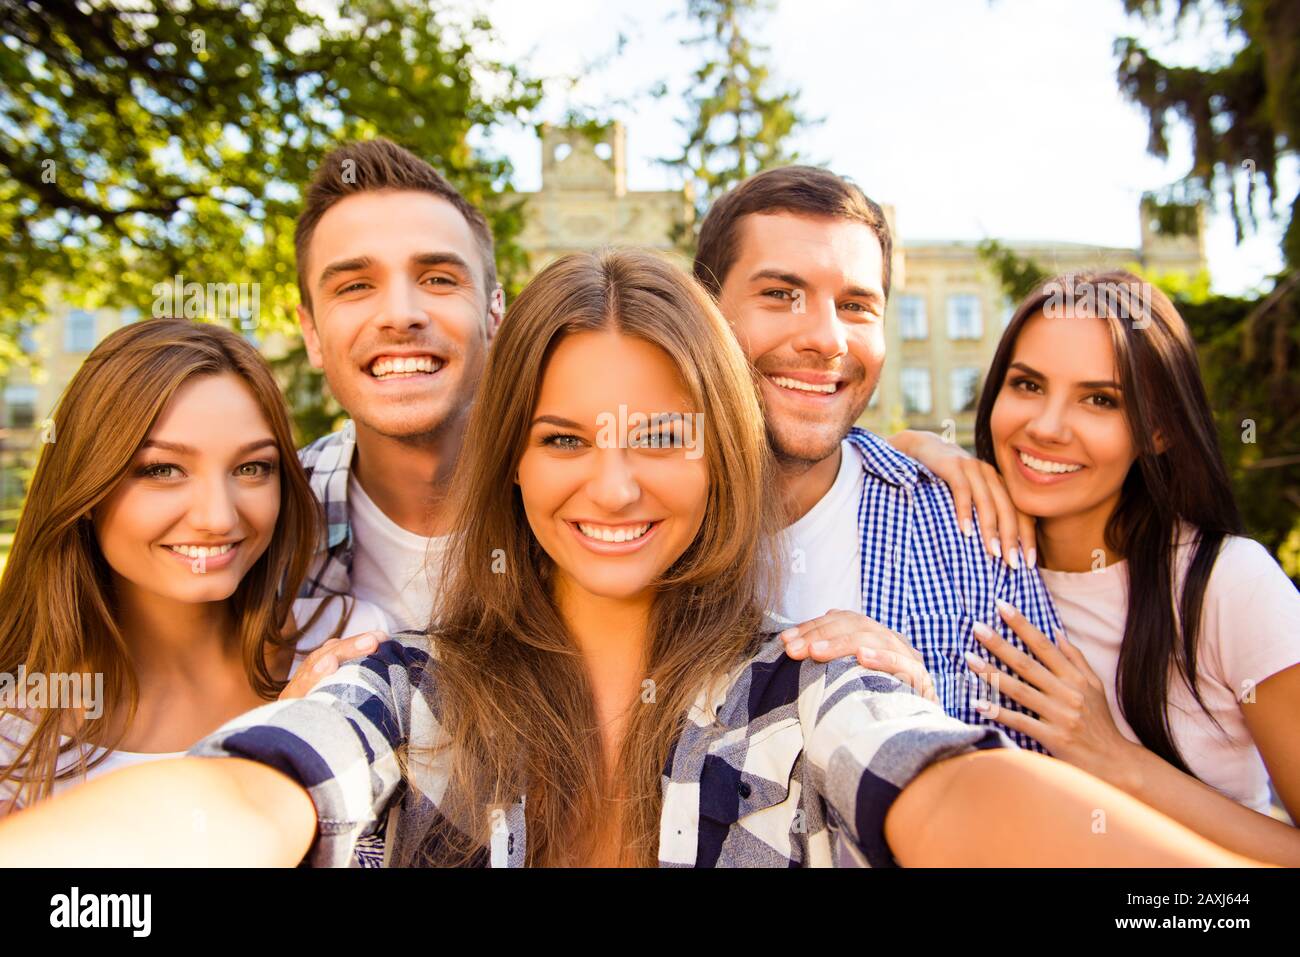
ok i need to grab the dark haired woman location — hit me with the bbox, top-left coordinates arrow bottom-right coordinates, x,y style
891,272 -> 1300,865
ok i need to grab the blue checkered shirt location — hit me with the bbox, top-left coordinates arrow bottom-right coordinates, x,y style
820,428 -> 1064,751
297,424 -> 360,600
189,628 -> 1013,867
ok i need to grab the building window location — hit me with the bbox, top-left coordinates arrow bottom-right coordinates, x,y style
65,309 -> 96,353
898,294 -> 927,340
947,294 -> 983,340
1000,296 -> 1015,328
901,368 -> 932,416
18,322 -> 38,354
4,385 -> 38,429
951,367 -> 981,413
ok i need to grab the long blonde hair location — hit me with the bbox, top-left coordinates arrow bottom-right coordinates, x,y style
0,319 -> 336,809
410,249 -> 782,866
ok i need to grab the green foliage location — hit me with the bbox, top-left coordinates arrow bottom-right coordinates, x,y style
1115,0 -> 1299,266
976,240 -> 1051,302
661,0 -> 813,250
0,0 -> 541,440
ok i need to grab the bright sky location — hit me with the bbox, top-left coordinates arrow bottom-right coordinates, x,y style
473,0 -> 1295,296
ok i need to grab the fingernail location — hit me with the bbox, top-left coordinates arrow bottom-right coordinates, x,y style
358,633 -> 378,651
963,650 -> 984,670
972,621 -> 995,641
1009,548 -> 1020,570
995,599 -> 1015,617
973,698 -> 994,713
810,640 -> 829,655
990,538 -> 1002,559
1026,548 -> 1037,568
787,639 -> 806,655
858,648 -> 878,663
961,519 -> 973,538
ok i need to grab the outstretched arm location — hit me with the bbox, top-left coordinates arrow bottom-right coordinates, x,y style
0,756 -> 314,867
885,748 -> 1258,867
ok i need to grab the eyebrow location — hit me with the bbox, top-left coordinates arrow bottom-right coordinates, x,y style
140,438 -> 279,456
748,268 -> 884,305
1009,362 -> 1121,390
530,414 -> 584,430
317,251 -> 476,291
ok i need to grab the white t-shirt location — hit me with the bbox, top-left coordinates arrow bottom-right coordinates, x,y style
1039,534 -> 1300,812
770,440 -> 865,628
347,472 -> 450,632
0,595 -> 389,812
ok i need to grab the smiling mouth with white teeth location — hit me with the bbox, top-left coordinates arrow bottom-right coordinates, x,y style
1018,450 -> 1084,475
368,355 -> 445,379
576,521 -> 655,543
164,543 -> 237,558
767,374 -> 840,395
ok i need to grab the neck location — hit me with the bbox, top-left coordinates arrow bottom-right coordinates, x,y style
554,576 -> 652,742
113,581 -> 238,685
777,442 -> 843,525
1037,494 -> 1124,573
351,417 -> 464,537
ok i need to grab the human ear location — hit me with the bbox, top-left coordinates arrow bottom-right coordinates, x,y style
297,304 -> 325,371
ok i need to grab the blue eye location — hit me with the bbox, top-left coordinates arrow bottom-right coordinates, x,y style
543,433 -> 584,451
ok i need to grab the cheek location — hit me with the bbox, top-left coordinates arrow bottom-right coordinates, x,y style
516,450 -> 577,529
242,479 -> 282,539
645,456 -> 709,532
848,325 -> 885,372
1078,416 -> 1138,475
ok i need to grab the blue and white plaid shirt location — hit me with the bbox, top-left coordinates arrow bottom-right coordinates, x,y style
297,423 -> 358,600
825,428 -> 1064,751
189,629 -> 1013,867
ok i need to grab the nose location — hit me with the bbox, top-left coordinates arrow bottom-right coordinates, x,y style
787,295 -> 848,360
1024,396 -> 1073,447
585,447 -> 641,514
187,472 -> 240,537
376,278 -> 429,335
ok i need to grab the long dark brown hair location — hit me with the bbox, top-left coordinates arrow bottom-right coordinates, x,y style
407,248 -> 783,866
0,319 -> 341,808
975,271 -> 1243,775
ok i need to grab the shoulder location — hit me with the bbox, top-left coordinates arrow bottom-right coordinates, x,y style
297,425 -> 355,473
291,596 -> 393,656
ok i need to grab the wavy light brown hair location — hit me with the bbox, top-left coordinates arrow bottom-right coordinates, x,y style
408,248 -> 783,866
0,319 -> 338,809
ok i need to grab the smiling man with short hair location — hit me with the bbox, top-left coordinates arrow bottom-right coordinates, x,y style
696,165 -> 1063,748
292,138 -> 504,631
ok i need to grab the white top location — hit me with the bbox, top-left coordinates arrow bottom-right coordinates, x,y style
0,595 -> 390,812
1039,533 -> 1300,812
770,440 -> 865,628
348,471 -> 451,632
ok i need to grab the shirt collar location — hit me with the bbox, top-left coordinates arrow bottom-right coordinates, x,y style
844,426 -> 941,489
310,420 -> 358,550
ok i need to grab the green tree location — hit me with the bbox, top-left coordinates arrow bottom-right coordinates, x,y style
0,0 -> 540,440
661,0 -> 812,249
1115,0 -> 1299,577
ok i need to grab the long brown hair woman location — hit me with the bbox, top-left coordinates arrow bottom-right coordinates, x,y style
0,319 -> 387,812
0,254 -> 1258,866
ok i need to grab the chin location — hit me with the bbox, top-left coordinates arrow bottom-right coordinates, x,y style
767,421 -> 844,464
566,570 -> 658,602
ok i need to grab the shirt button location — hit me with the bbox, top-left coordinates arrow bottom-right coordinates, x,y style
738,781 -> 752,799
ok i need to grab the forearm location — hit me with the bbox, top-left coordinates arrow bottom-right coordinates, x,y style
1111,744 -> 1300,866
0,757 -> 317,867
887,749 -> 1259,867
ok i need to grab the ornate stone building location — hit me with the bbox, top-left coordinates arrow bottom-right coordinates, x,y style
516,122 -> 695,274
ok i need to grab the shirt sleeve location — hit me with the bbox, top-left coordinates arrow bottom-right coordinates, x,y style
187,633 -> 431,867
801,659 -> 1014,867
1202,537 -> 1300,695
